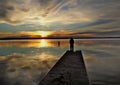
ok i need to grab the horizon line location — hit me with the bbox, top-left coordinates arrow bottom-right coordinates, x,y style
0,37 -> 120,40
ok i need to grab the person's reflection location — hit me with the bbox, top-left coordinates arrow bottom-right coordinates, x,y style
58,41 -> 60,47
69,38 -> 74,51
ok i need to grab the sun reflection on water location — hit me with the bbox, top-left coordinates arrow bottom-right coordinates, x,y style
38,39 -> 55,48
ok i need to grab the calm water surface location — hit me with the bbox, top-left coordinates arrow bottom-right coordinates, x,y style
0,39 -> 120,85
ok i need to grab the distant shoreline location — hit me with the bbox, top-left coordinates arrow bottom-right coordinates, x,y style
0,37 -> 120,40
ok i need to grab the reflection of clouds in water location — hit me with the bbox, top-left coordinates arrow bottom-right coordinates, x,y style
76,40 -> 120,57
0,53 -> 58,85
81,40 -> 120,81
0,39 -> 120,83
84,50 -> 116,58
76,39 -> 120,47
84,54 -> 120,81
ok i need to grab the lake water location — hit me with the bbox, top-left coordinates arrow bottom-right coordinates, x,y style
0,39 -> 120,85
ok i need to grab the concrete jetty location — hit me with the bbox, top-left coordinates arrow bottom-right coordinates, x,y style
38,50 -> 90,85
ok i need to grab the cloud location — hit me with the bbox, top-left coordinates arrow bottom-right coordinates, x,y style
0,28 -> 119,40
0,0 -> 120,38
0,0 -> 78,25
72,30 -> 120,37
0,0 -> 119,26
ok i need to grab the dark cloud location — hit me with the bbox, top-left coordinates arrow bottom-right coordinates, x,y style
0,7 -> 7,17
71,30 -> 120,37
38,0 -> 51,6
0,0 -> 6,3
6,6 -> 14,11
85,20 -> 115,27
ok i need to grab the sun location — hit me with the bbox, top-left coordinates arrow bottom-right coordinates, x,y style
37,31 -> 52,37
41,31 -> 46,37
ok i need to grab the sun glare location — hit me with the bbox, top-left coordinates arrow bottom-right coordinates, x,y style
40,39 -> 46,47
37,31 -> 52,37
38,39 -> 52,47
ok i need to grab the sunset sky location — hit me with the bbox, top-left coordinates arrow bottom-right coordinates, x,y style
0,0 -> 120,38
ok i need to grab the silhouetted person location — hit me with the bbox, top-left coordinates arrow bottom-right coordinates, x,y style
69,38 -> 74,51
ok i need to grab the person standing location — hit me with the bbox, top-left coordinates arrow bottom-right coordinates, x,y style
69,38 -> 74,51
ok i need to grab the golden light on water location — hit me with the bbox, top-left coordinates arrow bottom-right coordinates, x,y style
40,39 -> 47,47
0,39 -> 70,48
38,39 -> 52,47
